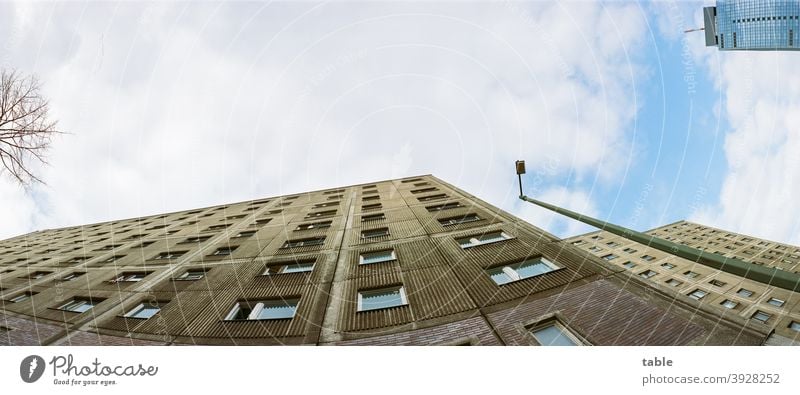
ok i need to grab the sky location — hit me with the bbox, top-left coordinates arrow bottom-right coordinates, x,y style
0,1 -> 797,246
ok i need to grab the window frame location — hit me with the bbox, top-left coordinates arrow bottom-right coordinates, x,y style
456,231 -> 512,249
357,285 -> 408,312
123,301 -> 163,319
358,249 -> 397,265
486,257 -> 560,285
224,298 -> 300,321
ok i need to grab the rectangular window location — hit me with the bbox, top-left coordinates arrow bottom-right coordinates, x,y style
111,272 -> 150,283
176,269 -> 207,281
361,213 -> 386,222
438,214 -> 481,226
358,286 -> 407,311
720,299 -> 738,309
57,298 -> 100,313
530,321 -> 583,346
210,246 -> 238,256
751,310 -> 771,323
411,187 -> 438,194
361,228 -> 390,239
59,272 -> 85,282
324,189 -> 346,195
767,297 -> 785,307
151,251 -> 187,260
601,254 -> 618,261
362,185 -> 377,189
124,302 -> 162,319
234,230 -> 257,238
708,279 -> 727,287
660,263 -> 676,270
306,210 -> 337,219
665,278 -> 682,287
487,257 -> 559,285
27,271 -> 52,279
180,235 -> 212,244
683,271 -> 699,278
639,270 -> 657,279
426,202 -> 462,212
313,202 -> 338,208
605,241 -> 620,247
736,288 -> 754,298
417,194 -> 448,202
588,246 -> 602,252
571,240 -> 586,246
362,203 -> 382,211
362,195 -> 380,201
622,261 -> 637,269
688,289 -> 707,300
641,255 -> 656,262
790,321 -> 800,332
8,292 -> 37,303
264,259 -> 315,275
456,231 -> 512,249
359,250 -> 397,265
295,221 -> 332,231
282,237 -> 325,248
327,195 -> 343,200
225,299 -> 299,320
401,178 -> 422,183
205,224 -> 230,231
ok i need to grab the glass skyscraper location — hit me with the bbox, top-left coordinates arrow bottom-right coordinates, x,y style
704,1 -> 800,50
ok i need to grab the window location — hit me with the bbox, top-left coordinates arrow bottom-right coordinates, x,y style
59,272 -> 85,282
683,271 -> 699,278
665,278 -> 682,287
226,214 -> 246,220
359,250 -> 396,265
401,178 -> 422,183
361,213 -> 386,222
57,298 -> 100,313
313,202 -> 338,208
324,189 -> 345,195
456,231 -> 512,249
295,221 -> 332,231
641,255 -> 656,262
361,228 -> 389,239
411,187 -> 438,194
605,241 -> 620,247
225,299 -> 299,320
590,235 -> 603,240
103,255 -> 125,263
720,299 -> 738,309
110,272 -> 150,283
209,246 -> 237,256
438,214 -> 481,226
413,182 -> 429,187
175,269 -> 207,281
264,260 -> 315,275
639,270 -> 657,279
282,237 -> 325,249
8,292 -> 37,303
622,247 -> 638,254
688,289 -> 707,300
601,254 -> 618,261
358,286 -> 407,311
151,251 -> 187,260
751,310 -> 771,323
530,321 -> 583,346
233,230 -> 257,238
27,271 -> 52,279
251,218 -> 272,227
417,193 -> 448,202
362,203 -> 382,211
205,224 -> 230,231
306,210 -> 336,219
362,184 -> 377,189
789,321 -> 800,332
124,302 -> 162,319
767,297 -> 785,307
248,199 -> 271,205
622,261 -> 637,269
487,257 -> 559,285
181,235 -> 213,244
588,246 -> 602,252
426,202 -> 462,212
94,244 -> 122,251
571,240 -> 586,246
362,195 -> 380,201
708,279 -> 727,287
736,288 -> 754,298
327,195 -> 343,201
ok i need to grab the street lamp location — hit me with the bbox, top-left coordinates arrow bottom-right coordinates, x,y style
514,160 -> 800,292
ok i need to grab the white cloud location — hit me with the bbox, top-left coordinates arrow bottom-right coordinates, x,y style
0,1 -> 649,240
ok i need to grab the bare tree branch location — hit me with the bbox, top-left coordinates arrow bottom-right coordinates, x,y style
0,69 -> 63,186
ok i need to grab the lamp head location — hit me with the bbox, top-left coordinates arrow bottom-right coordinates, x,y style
515,160 -> 526,175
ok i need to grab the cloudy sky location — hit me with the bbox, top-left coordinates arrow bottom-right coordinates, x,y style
0,1 -> 797,246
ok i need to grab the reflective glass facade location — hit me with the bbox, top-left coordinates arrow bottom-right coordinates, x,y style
706,1 -> 800,50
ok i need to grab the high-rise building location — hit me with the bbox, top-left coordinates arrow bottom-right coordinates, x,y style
0,176 -> 788,345
703,1 -> 800,50
566,220 -> 800,345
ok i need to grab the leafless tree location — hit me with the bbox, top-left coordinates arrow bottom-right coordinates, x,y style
0,69 -> 61,186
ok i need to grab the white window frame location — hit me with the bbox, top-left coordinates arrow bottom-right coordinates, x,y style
751,310 -> 771,323
688,289 -> 707,300
789,321 -> 800,332
456,231 -> 512,249
123,302 -> 161,319
438,214 -> 481,226
720,299 -> 738,309
736,288 -> 754,298
357,286 -> 408,312
9,293 -> 33,303
224,299 -> 299,321
639,270 -> 657,279
660,262 -> 676,270
665,278 -> 682,287
57,298 -> 96,313
112,272 -> 147,283
487,258 -> 560,285
264,260 -> 315,275
529,320 -> 586,346
359,250 -> 397,265
361,228 -> 389,239
176,270 -> 206,281
766,297 -> 785,307
622,261 -> 637,269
